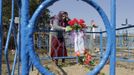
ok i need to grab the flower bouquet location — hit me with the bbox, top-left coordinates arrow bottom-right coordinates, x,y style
77,51 -> 95,65
90,20 -> 98,28
66,18 -> 88,56
65,18 -> 87,32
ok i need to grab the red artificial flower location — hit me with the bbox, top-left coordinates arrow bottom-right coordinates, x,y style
68,20 -> 74,26
84,55 -> 92,64
72,18 -> 79,24
78,19 -> 87,28
84,52 -> 92,65
80,24 -> 87,28
78,19 -> 85,25
68,18 -> 87,30
75,51 -> 80,56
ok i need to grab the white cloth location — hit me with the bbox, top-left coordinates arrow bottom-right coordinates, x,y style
74,31 -> 88,54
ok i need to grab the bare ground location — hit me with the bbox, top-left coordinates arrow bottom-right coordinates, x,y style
101,62 -> 134,75
29,61 -> 134,75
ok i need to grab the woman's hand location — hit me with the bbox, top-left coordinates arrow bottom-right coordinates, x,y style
62,27 -> 66,30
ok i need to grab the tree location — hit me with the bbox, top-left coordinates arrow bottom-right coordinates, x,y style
2,0 -> 51,49
2,0 -> 51,30
3,0 -> 18,26
36,9 -> 51,30
30,0 -> 51,30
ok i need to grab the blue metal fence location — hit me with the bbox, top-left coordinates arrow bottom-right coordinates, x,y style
0,0 -> 3,74
0,0 -> 117,75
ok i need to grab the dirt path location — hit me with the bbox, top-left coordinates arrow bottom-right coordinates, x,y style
101,64 -> 134,75
30,64 -> 89,75
61,64 -> 88,75
29,63 -> 134,75
3,61 -> 134,75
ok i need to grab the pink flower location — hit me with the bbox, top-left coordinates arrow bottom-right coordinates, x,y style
75,51 -> 80,56
84,57 -> 91,64
84,52 -> 92,65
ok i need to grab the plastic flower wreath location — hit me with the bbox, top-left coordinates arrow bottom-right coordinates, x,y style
89,20 -> 98,28
65,18 -> 87,31
78,51 -> 95,65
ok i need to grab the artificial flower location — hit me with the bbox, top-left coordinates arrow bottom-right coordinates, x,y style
65,26 -> 73,32
75,51 -> 80,56
67,18 -> 87,31
78,19 -> 85,25
91,20 -> 98,28
92,24 -> 98,28
84,53 -> 92,65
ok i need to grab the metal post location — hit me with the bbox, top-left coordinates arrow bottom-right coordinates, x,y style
82,0 -> 113,75
17,0 -> 21,74
126,31 -> 130,58
38,32 -> 41,49
4,0 -> 15,74
100,30 -> 103,61
110,0 -> 116,75
0,0 -> 3,74
21,0 -> 30,74
119,32 -> 123,47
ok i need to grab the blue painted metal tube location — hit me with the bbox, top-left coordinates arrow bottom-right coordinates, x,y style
20,0 -> 30,75
28,60 -> 33,72
38,32 -> 41,49
17,0 -> 21,74
110,0 -> 116,75
98,25 -> 134,34
25,0 -> 57,74
25,0 -> 112,75
116,58 -> 134,63
11,25 -> 19,75
26,37 -> 54,75
11,50 -> 17,75
4,0 -> 15,74
82,0 -> 112,75
17,26 -> 21,75
0,0 -> 3,74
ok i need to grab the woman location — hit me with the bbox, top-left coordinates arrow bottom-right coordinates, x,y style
49,11 -> 70,64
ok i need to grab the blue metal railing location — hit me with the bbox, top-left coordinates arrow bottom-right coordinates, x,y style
0,0 -> 3,75
4,0 -> 134,75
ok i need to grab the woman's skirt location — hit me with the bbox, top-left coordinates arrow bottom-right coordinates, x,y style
51,36 -> 67,57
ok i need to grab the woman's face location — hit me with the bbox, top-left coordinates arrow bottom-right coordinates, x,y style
62,14 -> 68,20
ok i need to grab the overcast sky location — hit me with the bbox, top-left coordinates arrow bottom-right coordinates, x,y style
48,0 -> 134,32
